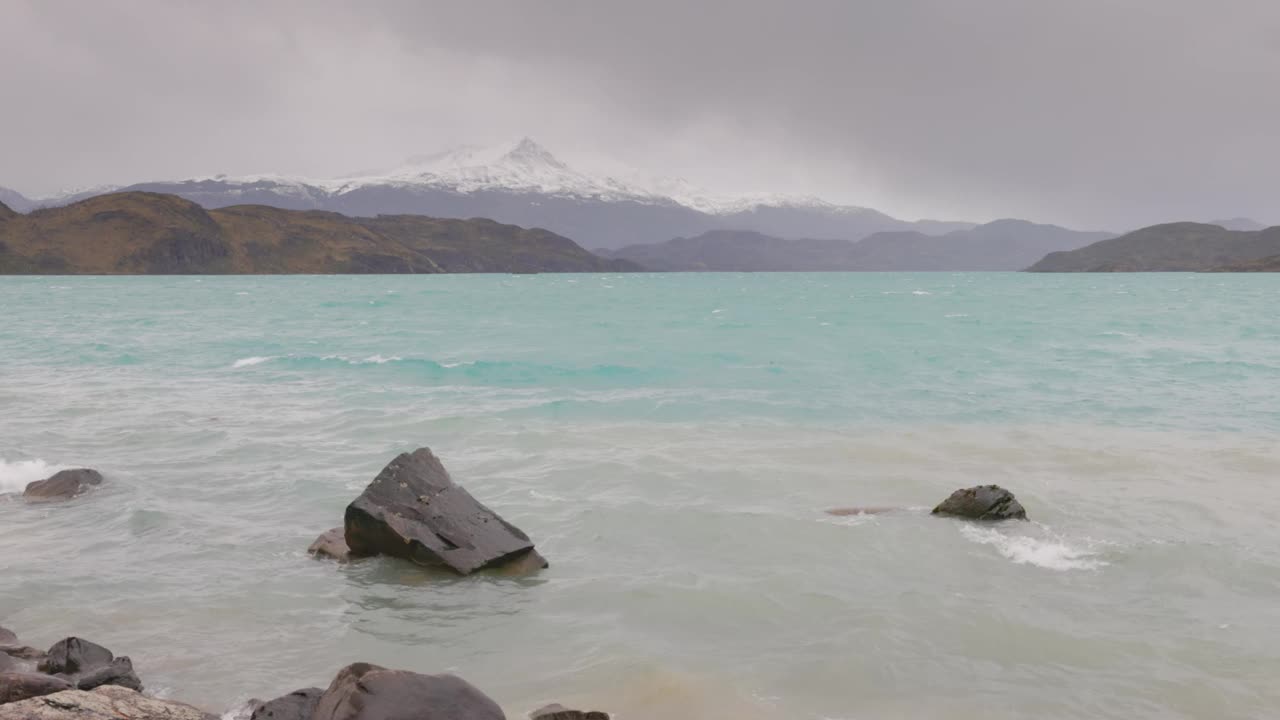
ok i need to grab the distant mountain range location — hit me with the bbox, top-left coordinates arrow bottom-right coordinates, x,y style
599,220 -> 1114,271
0,192 -> 634,274
1028,222 -> 1280,272
0,139 -> 976,249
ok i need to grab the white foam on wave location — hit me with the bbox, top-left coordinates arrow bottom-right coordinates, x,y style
959,524 -> 1107,571
232,356 -> 275,368
912,290 -> 931,295
0,458 -> 67,494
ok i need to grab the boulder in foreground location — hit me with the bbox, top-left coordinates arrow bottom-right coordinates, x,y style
530,703 -> 611,720
0,685 -> 214,720
23,469 -> 103,501
932,485 -> 1027,521
343,448 -> 547,575
312,662 -> 505,720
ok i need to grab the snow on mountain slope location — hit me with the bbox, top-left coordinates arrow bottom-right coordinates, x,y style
325,137 -> 861,216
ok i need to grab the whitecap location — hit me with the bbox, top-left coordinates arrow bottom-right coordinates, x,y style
945,313 -> 969,318
959,524 -> 1107,571
0,458 -> 67,494
231,356 -> 275,368
912,290 -> 931,295
712,308 -> 725,314
235,291 -> 249,296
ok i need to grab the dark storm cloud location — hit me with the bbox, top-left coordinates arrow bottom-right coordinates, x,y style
3,0 -> 1278,228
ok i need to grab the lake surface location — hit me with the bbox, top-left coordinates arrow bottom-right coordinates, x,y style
2,273 -> 1279,719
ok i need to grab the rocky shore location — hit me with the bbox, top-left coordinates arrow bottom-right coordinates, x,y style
4,445 -> 1029,718
0,624 -> 608,719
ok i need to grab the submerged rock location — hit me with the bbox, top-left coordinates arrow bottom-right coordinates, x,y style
0,672 -> 73,705
250,686 -> 322,720
0,685 -> 214,719
22,469 -> 103,501
308,527 -> 351,563
932,485 -> 1027,521
530,703 -> 611,720
312,662 -> 505,720
343,448 -> 547,575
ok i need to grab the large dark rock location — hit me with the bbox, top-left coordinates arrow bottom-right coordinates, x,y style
343,449 -> 547,575
251,687 -> 322,720
0,672 -> 73,704
22,469 -> 103,501
39,638 -> 113,676
932,485 -> 1027,521
308,527 -> 351,563
530,703 -> 611,720
0,657 -> 13,674
38,638 -> 141,692
312,662 -> 506,720
0,630 -> 14,647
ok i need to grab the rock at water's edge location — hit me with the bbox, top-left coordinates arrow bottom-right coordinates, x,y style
308,527 -> 352,563
343,448 -> 545,575
0,630 -> 15,647
250,686 -> 322,720
0,685 -> 215,720
932,485 -> 1027,521
312,662 -> 506,720
39,638 -> 113,676
530,703 -> 612,720
0,672 -> 73,705
23,469 -> 103,501
38,638 -> 141,692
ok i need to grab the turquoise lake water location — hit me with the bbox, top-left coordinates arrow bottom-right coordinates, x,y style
2,273 -> 1279,719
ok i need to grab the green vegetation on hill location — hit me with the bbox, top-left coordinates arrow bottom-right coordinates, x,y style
1027,222 -> 1280,272
0,193 -> 636,274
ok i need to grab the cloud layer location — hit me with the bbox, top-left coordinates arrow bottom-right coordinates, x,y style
3,0 -> 1278,228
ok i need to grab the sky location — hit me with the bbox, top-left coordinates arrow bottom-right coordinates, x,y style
2,0 -> 1278,229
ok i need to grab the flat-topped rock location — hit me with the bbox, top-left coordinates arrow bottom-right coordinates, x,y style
23,469 -> 103,501
343,448 -> 547,575
312,662 -> 505,720
932,485 -> 1027,521
0,685 -> 215,719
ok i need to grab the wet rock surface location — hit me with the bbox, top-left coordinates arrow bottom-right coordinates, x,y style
932,485 -> 1028,521
22,469 -> 103,501
0,672 -> 73,705
342,448 -> 546,575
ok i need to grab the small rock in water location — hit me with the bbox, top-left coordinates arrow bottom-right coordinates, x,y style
250,686 -> 322,720
931,485 -> 1027,521
312,662 -> 505,720
0,672 -> 73,704
308,528 -> 351,563
342,448 -> 548,576
0,630 -> 15,647
22,469 -> 103,502
530,702 -> 612,720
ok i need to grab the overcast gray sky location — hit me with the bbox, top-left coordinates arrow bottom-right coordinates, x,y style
3,0 -> 1278,228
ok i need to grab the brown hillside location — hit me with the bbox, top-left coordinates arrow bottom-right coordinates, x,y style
0,192 -> 634,274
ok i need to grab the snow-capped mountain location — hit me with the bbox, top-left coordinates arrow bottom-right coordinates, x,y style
9,138 -> 976,248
